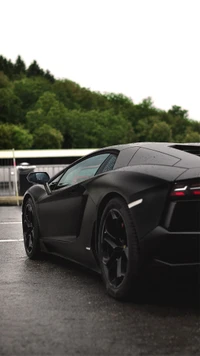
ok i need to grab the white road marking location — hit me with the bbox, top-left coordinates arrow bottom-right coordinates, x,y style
128,198 -> 143,209
0,239 -> 23,242
0,222 -> 21,225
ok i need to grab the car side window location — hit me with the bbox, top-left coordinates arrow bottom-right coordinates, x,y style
56,153 -> 110,188
129,148 -> 179,166
49,172 -> 65,190
96,154 -> 117,174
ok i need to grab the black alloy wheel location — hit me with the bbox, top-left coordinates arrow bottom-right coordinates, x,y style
101,208 -> 128,287
99,197 -> 139,300
23,198 -> 41,259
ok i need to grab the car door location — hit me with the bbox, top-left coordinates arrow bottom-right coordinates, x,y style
37,153 -> 111,242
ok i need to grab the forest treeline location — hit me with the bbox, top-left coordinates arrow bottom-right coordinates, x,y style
0,55 -> 199,149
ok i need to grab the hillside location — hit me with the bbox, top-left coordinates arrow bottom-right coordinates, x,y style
0,55 -> 199,149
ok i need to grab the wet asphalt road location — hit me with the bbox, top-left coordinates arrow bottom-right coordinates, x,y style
0,206 -> 200,356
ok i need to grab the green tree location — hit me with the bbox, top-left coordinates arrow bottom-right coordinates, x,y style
14,77 -> 52,110
1,54 -> 200,149
27,60 -> 44,77
135,118 -> 152,141
14,55 -> 26,77
0,123 -> 12,148
53,80 -> 110,111
65,109 -> 135,148
135,97 -> 159,119
44,70 -> 55,83
149,121 -> 172,142
184,130 -> 200,143
0,55 -> 15,79
0,124 -> 33,149
104,93 -> 137,124
170,116 -> 190,142
0,71 -> 10,88
187,119 -> 200,135
104,93 -> 133,112
32,124 -> 63,148
12,125 -> 33,149
34,92 -> 58,115
53,79 -> 82,110
0,88 -> 24,124
26,91 -> 68,132
168,105 -> 188,119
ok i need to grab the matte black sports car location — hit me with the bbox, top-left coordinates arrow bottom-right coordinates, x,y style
22,142 -> 200,299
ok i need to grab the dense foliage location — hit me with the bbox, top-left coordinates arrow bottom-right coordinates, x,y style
0,55 -> 199,149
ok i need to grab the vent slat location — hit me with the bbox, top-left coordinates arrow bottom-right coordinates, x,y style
171,145 -> 200,157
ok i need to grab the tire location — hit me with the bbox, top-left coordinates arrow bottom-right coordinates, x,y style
22,198 -> 41,259
98,197 -> 140,300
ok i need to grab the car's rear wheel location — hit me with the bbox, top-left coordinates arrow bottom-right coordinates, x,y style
23,198 -> 41,259
98,197 -> 140,300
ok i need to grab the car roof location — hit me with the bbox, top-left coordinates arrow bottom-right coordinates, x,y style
103,142 -> 200,169
105,142 -> 200,152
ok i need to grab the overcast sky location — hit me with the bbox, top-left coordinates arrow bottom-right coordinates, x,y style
1,0 -> 199,121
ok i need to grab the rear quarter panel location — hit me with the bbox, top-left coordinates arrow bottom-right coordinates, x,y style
85,165 -> 186,240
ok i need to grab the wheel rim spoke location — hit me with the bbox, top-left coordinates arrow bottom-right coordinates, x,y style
23,204 -> 34,253
101,208 -> 128,288
28,233 -> 33,247
123,246 -> 129,259
104,235 -> 118,249
110,209 -> 118,220
103,249 -> 118,268
104,228 -> 117,242
116,257 -> 122,278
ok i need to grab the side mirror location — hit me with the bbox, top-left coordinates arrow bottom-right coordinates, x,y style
27,172 -> 50,185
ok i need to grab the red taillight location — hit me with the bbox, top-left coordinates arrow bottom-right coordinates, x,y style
170,184 -> 187,197
171,191 -> 185,197
191,190 -> 200,196
190,184 -> 200,196
170,181 -> 200,198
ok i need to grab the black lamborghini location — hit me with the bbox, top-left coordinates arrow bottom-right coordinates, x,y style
22,142 -> 200,299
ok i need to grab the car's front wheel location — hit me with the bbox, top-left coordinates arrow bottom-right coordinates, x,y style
22,198 -> 41,259
98,197 -> 140,300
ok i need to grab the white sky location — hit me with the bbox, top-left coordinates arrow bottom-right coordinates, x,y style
1,0 -> 200,121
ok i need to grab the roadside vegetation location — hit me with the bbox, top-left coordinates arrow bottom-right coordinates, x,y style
0,55 -> 199,149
